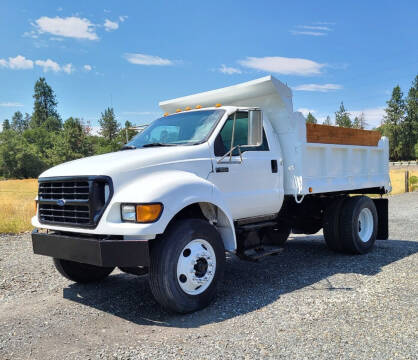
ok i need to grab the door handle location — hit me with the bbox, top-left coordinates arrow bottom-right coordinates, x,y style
216,167 -> 229,173
271,160 -> 278,173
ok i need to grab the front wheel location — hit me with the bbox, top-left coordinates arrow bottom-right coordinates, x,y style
149,219 -> 225,313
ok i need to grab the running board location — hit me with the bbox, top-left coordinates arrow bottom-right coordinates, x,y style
237,245 -> 284,262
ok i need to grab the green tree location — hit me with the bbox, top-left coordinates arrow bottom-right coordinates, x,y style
335,102 -> 352,128
48,117 -> 93,165
382,85 -> 406,160
0,130 -> 46,178
352,113 -> 367,129
31,77 -> 61,129
11,111 -> 28,133
403,75 -> 418,159
99,107 -> 119,141
2,119 -> 11,131
323,115 -> 332,125
122,120 -> 138,143
306,112 -> 317,124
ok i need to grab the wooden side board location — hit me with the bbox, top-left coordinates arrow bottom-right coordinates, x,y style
306,123 -> 381,146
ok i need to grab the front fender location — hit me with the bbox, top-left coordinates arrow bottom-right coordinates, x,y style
110,170 -> 237,250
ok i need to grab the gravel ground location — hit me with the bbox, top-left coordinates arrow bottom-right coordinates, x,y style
0,193 -> 417,359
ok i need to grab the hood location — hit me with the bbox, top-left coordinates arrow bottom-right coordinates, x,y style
39,144 -> 212,179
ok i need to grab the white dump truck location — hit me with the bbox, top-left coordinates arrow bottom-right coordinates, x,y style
32,76 -> 390,313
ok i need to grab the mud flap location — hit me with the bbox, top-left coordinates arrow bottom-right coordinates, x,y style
373,198 -> 389,240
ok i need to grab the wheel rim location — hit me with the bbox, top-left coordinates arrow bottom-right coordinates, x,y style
358,208 -> 373,243
176,239 -> 216,295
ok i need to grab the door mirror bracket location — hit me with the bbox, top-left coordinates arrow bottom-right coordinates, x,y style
216,109 -> 263,164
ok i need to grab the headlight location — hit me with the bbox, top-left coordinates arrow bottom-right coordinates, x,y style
121,203 -> 163,223
121,204 -> 136,222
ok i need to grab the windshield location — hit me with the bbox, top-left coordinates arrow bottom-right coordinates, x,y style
125,110 -> 225,148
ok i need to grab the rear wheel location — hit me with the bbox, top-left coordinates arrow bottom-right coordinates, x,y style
53,258 -> 114,283
339,196 -> 378,254
323,197 -> 346,252
149,219 -> 225,313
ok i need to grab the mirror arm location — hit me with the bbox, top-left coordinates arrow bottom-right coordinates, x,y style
217,145 -> 242,164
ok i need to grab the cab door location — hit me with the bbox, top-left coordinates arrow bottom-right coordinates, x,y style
208,111 -> 282,220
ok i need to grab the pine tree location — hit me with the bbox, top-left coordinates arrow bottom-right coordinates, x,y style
2,119 -> 11,131
323,115 -> 332,125
31,77 -> 61,128
335,102 -> 352,128
99,107 -> 119,141
352,113 -> 367,129
123,120 -> 138,143
403,75 -> 418,159
306,112 -> 317,124
382,85 -> 406,160
11,111 -> 30,133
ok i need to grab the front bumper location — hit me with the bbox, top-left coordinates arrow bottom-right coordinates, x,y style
32,229 -> 150,267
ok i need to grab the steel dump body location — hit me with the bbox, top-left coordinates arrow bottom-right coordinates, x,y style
160,76 -> 390,196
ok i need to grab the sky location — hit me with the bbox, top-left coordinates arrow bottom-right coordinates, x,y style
0,0 -> 417,130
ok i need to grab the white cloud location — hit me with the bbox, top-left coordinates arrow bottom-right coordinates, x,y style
219,64 -> 242,74
62,63 -> 75,74
297,108 -> 316,117
290,31 -> 326,36
34,16 -> 98,40
291,23 -> 334,36
124,53 -> 173,66
119,16 -> 128,22
314,22 -> 336,25
1,55 -> 74,74
298,25 -> 331,31
35,59 -> 61,72
0,102 -> 24,107
104,19 -> 118,31
293,83 -> 342,92
34,59 -> 74,74
238,56 -> 324,76
0,55 -> 34,69
83,64 -> 92,71
351,107 -> 385,129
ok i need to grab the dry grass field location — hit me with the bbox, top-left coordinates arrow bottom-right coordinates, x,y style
0,170 -> 416,234
0,179 -> 37,233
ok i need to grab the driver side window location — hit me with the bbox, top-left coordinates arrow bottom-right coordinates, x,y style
214,112 -> 269,156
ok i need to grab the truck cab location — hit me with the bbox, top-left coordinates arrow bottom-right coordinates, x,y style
32,76 -> 389,313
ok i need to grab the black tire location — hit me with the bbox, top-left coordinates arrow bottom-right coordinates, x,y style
149,219 -> 225,313
323,197 -> 346,252
261,225 -> 291,246
340,196 -> 378,254
53,258 -> 114,283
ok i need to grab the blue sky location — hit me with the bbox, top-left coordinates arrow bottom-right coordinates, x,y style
1,0 -> 417,130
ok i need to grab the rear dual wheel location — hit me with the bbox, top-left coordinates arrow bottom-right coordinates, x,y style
324,196 -> 378,254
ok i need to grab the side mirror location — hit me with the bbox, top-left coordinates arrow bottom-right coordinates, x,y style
248,109 -> 263,146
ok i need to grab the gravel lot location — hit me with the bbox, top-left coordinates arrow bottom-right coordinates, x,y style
1,193 -> 417,359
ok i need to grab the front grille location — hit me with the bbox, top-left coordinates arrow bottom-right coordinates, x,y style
38,176 -> 112,228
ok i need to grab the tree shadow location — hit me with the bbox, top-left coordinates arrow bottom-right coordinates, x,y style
63,236 -> 418,328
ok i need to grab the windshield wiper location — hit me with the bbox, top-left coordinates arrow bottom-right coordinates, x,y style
120,145 -> 137,151
142,143 -> 177,148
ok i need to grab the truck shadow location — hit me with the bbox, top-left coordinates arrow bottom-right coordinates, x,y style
63,236 -> 418,328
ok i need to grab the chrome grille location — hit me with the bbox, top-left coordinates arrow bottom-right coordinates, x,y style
38,177 -> 112,228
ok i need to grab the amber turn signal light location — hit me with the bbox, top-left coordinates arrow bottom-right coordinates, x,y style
136,203 -> 163,223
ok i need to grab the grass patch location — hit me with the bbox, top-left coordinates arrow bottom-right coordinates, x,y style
0,179 -> 37,233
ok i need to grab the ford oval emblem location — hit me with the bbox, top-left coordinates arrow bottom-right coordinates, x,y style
57,199 -> 66,207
